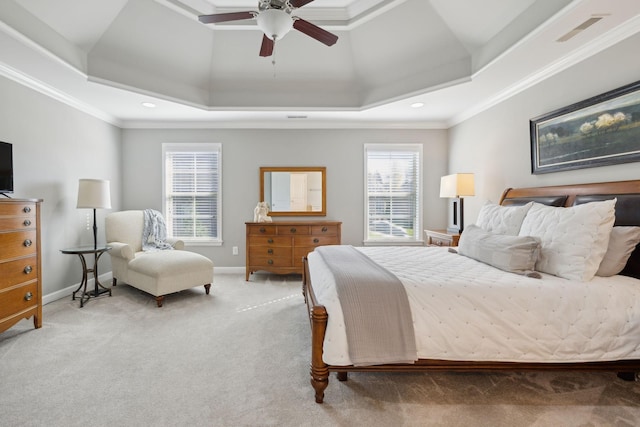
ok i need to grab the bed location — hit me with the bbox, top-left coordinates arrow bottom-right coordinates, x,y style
302,179 -> 640,403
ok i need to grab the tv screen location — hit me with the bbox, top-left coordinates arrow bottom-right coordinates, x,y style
0,141 -> 14,194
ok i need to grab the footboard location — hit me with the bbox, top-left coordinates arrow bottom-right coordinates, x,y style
302,256 -> 330,403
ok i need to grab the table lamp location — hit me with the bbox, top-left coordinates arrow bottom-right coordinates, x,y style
77,179 -> 111,249
440,173 -> 475,234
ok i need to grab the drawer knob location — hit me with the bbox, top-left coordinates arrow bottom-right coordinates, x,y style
24,265 -> 33,274
290,227 -> 297,233
268,259 -> 274,265
24,292 -> 33,301
267,238 -> 274,244
259,227 -> 266,233
267,249 -> 273,254
313,238 -> 320,244
23,206 -> 31,213
24,239 -> 32,247
437,241 -> 443,246
23,219 -> 32,226
322,227 -> 328,232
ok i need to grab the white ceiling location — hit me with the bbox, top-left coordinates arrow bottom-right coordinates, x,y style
1,0 -> 639,128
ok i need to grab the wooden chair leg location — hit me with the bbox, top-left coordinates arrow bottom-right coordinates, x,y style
155,295 -> 164,307
337,372 -> 348,381
204,284 -> 211,295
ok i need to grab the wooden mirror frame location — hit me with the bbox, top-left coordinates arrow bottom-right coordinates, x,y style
260,166 -> 326,216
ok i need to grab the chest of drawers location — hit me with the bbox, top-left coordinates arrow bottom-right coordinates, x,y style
246,221 -> 341,280
0,198 -> 43,333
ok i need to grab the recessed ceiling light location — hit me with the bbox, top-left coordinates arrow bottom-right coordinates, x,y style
141,102 -> 156,108
411,102 -> 424,108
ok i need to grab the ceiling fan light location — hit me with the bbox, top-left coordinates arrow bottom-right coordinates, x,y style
257,9 -> 293,40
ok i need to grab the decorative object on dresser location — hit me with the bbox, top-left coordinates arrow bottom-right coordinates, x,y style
0,198 -> 43,333
246,221 -> 341,281
424,229 -> 460,247
253,201 -> 273,222
439,173 -> 475,233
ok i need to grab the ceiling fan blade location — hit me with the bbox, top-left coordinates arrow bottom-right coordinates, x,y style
290,0 -> 315,8
259,35 -> 274,57
198,11 -> 255,24
293,19 -> 338,46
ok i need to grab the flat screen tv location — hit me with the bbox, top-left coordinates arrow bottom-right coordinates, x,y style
0,141 -> 14,195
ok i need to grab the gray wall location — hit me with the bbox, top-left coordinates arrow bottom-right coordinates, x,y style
449,32 -> 640,224
121,128 -> 449,267
0,76 -> 122,297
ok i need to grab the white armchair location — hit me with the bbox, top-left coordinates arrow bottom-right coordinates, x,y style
106,210 -> 214,307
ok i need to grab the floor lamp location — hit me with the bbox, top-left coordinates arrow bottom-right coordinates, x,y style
77,179 -> 112,249
440,173 -> 475,234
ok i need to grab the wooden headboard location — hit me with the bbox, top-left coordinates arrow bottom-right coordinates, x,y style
498,180 -> 640,280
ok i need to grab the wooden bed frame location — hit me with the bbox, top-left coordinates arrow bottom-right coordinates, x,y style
302,179 -> 640,403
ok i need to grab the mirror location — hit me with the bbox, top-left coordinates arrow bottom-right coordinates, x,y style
260,167 -> 326,216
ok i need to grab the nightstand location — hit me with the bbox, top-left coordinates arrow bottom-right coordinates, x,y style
424,229 -> 460,247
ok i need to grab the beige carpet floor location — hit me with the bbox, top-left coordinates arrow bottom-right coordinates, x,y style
1,272 -> 640,427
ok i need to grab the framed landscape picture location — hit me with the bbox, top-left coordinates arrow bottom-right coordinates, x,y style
530,79 -> 640,174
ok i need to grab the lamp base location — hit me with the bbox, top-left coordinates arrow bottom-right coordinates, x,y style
446,226 -> 461,234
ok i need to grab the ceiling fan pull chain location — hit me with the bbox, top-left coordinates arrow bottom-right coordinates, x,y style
272,37 -> 278,78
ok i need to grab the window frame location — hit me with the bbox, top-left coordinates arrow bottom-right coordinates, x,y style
363,143 -> 423,246
162,143 -> 222,246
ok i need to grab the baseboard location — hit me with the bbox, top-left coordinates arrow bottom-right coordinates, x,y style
215,266 -> 244,274
43,268 -> 244,304
43,272 -> 113,305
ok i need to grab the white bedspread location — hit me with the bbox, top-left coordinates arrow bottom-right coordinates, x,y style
307,246 -> 640,366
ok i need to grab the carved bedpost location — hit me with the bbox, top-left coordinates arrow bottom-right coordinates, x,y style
310,305 -> 329,403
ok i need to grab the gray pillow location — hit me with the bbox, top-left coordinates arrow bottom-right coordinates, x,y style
458,224 -> 541,275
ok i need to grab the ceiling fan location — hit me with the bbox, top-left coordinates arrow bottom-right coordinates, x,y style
198,0 -> 339,57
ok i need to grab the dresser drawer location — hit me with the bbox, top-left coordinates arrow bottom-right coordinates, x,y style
249,246 -> 292,259
310,224 -> 339,236
247,224 -> 277,235
249,251 -> 293,267
0,256 -> 38,290
277,225 -> 309,235
247,236 -> 291,246
0,216 -> 36,231
295,235 -> 339,246
0,230 -> 38,259
0,202 -> 36,216
0,281 -> 39,320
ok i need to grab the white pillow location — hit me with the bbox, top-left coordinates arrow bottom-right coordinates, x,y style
596,226 -> 640,277
518,199 -> 616,281
476,201 -> 533,235
458,224 -> 541,275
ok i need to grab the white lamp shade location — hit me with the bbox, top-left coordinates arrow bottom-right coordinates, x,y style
77,179 -> 111,209
439,173 -> 475,198
257,9 -> 293,40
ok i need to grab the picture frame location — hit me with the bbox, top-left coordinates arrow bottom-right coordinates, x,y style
530,79 -> 640,174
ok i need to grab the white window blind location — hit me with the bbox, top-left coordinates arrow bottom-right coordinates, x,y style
163,143 -> 221,244
365,144 -> 422,243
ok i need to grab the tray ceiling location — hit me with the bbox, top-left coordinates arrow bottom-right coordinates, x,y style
1,0 -> 639,127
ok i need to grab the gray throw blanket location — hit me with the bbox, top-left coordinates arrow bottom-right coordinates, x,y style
315,245 -> 417,366
142,209 -> 174,252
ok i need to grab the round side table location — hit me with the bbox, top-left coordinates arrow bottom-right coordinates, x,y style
60,246 -> 112,307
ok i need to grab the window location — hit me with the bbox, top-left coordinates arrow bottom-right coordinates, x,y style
162,143 -> 222,245
364,144 -> 422,244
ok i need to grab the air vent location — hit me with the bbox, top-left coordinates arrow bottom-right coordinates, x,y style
557,16 -> 604,42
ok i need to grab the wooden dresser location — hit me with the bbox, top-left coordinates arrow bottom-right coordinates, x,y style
246,221 -> 341,280
0,198 -> 43,333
